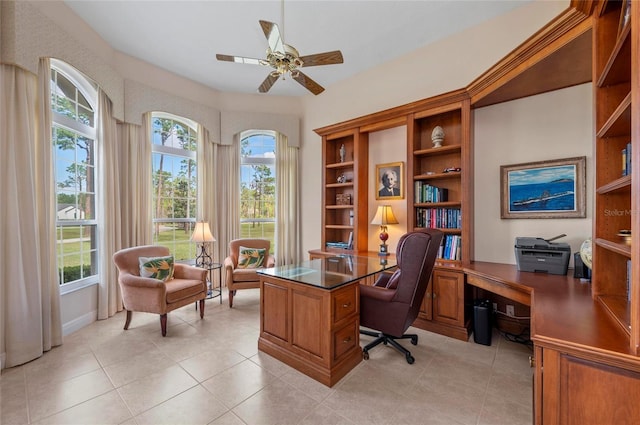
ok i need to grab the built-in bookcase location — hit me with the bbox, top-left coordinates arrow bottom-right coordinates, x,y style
407,92 -> 473,267
592,0 -> 639,353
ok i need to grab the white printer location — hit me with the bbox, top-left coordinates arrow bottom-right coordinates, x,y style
514,234 -> 571,275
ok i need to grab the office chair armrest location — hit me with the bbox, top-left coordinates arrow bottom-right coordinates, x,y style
373,272 -> 392,287
360,284 -> 396,302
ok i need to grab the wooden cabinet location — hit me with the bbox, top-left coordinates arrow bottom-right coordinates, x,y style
536,346 -> 640,425
415,268 -> 470,341
318,129 -> 368,252
407,90 -> 473,266
592,0 -> 639,354
258,274 -> 362,387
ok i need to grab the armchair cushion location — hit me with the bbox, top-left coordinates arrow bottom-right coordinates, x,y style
237,247 -> 266,269
139,255 -> 174,281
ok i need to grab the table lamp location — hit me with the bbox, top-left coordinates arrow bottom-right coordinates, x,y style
191,221 -> 215,267
370,205 -> 399,256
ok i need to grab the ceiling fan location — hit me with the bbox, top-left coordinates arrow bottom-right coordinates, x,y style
215,4 -> 343,95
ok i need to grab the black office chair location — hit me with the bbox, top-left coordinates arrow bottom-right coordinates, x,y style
359,229 -> 443,364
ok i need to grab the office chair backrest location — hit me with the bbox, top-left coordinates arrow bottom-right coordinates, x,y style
393,229 -> 443,330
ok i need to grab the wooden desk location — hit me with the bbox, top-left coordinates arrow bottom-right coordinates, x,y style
258,255 -> 396,387
465,262 -> 640,425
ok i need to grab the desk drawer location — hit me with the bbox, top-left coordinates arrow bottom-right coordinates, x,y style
333,321 -> 358,360
333,285 -> 357,323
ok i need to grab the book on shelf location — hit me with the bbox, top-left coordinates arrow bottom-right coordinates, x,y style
326,241 -> 350,249
416,207 -> 461,229
437,235 -> 461,261
414,181 -> 448,203
622,142 -> 632,176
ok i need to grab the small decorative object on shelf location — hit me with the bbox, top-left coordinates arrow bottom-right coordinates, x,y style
617,229 -> 631,246
339,144 -> 346,162
431,126 -> 445,148
337,173 -> 346,183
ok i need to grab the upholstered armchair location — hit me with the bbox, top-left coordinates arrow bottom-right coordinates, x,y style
113,245 -> 208,336
224,238 -> 275,307
360,229 -> 443,364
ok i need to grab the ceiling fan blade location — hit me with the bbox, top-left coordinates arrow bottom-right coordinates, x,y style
216,54 -> 263,66
258,73 -> 280,93
299,51 -> 344,67
259,20 -> 285,53
292,71 -> 325,95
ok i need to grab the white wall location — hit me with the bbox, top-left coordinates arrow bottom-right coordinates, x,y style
300,0 -> 569,256
473,83 -> 593,266
367,126 -> 408,254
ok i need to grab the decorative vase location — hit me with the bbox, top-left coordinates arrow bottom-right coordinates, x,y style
431,126 -> 444,148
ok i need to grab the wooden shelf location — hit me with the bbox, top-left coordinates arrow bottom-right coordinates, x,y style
326,161 -> 354,169
595,237 -> 632,258
326,182 -> 353,188
597,294 -> 631,336
414,171 -> 461,180
596,174 -> 631,194
414,201 -> 462,208
596,92 -> 631,138
597,23 -> 631,87
414,145 -> 461,157
326,205 -> 354,209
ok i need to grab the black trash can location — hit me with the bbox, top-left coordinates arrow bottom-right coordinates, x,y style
473,299 -> 492,346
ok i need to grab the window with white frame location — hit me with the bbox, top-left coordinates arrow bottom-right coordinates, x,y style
240,131 -> 276,252
151,112 -> 198,260
51,60 -> 99,290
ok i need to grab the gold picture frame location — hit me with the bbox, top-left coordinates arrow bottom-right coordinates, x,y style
375,161 -> 404,200
500,156 -> 586,219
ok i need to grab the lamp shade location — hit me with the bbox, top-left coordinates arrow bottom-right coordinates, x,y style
370,205 -> 399,226
191,221 -> 215,243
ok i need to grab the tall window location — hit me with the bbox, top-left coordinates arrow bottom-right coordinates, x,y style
240,131 -> 276,251
51,60 -> 99,290
151,113 -> 197,260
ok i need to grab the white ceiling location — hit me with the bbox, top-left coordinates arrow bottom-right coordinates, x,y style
64,0 -> 531,97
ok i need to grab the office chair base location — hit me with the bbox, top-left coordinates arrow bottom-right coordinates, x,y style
360,329 -> 418,364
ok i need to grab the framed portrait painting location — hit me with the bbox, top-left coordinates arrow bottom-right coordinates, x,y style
375,161 -> 404,200
500,156 -> 586,219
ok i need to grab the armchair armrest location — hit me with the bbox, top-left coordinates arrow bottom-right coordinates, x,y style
265,255 -> 275,268
119,273 -> 165,289
174,263 -> 207,281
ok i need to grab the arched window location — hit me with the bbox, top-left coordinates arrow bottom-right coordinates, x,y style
240,130 -> 276,252
151,112 -> 198,260
51,59 -> 99,291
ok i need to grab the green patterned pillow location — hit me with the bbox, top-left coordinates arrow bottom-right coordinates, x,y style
237,247 -> 266,269
139,255 -> 174,281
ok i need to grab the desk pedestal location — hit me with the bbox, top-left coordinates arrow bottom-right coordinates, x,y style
258,275 -> 362,387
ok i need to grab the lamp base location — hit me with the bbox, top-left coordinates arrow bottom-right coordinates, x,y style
378,243 -> 390,256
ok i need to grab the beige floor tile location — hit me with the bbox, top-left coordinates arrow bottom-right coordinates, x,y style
134,385 -> 228,425
2,284 -> 534,424
232,378 -> 320,425
28,369 -> 114,422
32,390 -> 132,425
202,359 -> 279,409
179,347 -> 246,382
209,411 -> 247,425
103,347 -> 176,388
116,364 -> 198,416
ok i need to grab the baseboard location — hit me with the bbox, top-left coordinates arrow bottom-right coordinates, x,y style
412,317 -> 470,341
63,310 -> 97,336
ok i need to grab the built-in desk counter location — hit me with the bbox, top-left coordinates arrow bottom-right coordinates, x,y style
464,262 -> 640,424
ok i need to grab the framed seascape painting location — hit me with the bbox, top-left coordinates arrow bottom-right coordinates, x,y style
500,156 -> 586,219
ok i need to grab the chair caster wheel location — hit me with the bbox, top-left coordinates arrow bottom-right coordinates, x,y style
406,354 -> 415,364
363,350 -> 370,360
411,336 -> 418,345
